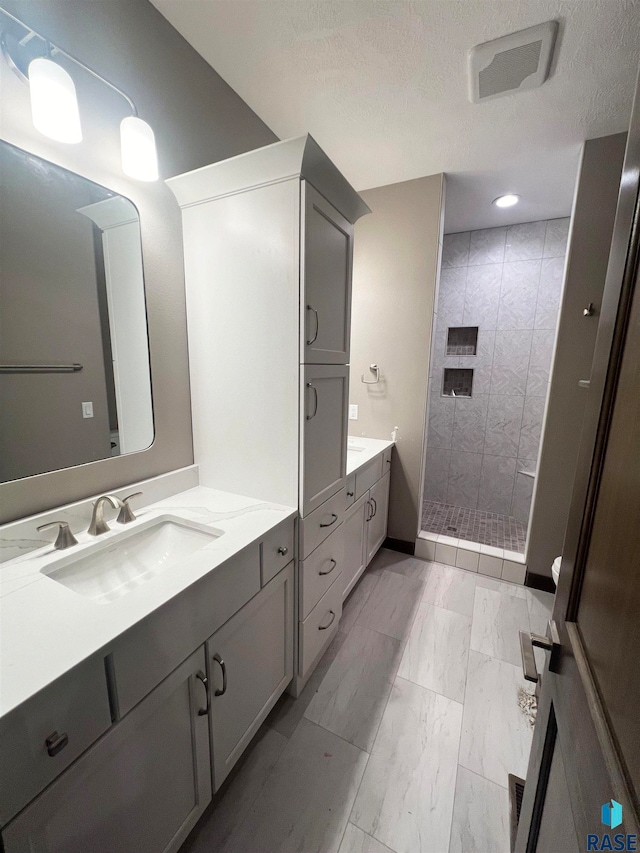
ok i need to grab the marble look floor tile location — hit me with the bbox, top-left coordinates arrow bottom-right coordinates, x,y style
341,573 -> 380,634
470,585 -> 530,665
181,725 -> 287,853
222,718 -> 368,853
339,823 -> 396,853
421,562 -> 477,617
355,570 -> 424,641
459,651 -> 533,787
367,547 -> 430,582
476,575 -> 527,598
267,631 -> 347,738
449,766 -> 510,853
305,624 -> 404,751
398,603 -> 471,703
351,677 -> 462,853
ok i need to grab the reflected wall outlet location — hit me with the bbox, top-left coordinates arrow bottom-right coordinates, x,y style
349,404 -> 358,420
82,401 -> 94,419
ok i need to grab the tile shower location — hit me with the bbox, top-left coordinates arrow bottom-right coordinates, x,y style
423,218 -> 570,552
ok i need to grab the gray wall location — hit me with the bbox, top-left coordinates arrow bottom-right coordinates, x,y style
424,219 -> 570,525
350,174 -> 445,545
527,133 -> 627,579
0,0 -> 276,522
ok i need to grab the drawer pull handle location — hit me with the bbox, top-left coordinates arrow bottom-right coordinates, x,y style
366,500 -> 373,522
306,305 -> 319,345
347,491 -> 354,497
195,670 -> 209,716
213,653 -> 228,696
306,383 -> 318,420
277,546 -> 289,556
319,558 -> 337,576
371,497 -> 377,517
45,731 -> 69,757
319,610 -> 336,631
320,513 -> 338,528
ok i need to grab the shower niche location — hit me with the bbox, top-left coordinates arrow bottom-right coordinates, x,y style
442,367 -> 474,398
446,326 -> 478,356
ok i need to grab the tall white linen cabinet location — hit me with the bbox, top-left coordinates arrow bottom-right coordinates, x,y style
168,136 -> 370,694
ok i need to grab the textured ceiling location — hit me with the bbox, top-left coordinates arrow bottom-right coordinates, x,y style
151,0 -> 640,231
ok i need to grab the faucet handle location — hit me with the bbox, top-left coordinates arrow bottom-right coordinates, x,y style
117,492 -> 143,525
37,521 -> 78,551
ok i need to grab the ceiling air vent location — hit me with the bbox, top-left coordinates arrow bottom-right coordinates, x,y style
469,21 -> 558,103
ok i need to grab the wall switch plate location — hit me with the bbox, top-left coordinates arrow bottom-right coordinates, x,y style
349,404 -> 358,420
82,402 -> 94,419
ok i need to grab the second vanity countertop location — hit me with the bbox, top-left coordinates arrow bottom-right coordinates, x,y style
347,436 -> 394,476
0,486 -> 295,720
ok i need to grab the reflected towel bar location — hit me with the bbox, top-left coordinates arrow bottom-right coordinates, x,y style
0,363 -> 83,374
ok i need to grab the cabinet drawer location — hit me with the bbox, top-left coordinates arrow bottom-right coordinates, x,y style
300,525 -> 344,619
383,446 -> 393,469
355,455 -> 383,500
299,488 -> 345,559
0,655 -> 112,825
345,473 -> 356,508
299,574 -> 343,679
261,518 -> 295,586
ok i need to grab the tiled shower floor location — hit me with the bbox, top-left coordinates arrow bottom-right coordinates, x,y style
422,500 -> 527,553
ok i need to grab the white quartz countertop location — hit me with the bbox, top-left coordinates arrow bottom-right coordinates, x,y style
0,486 -> 295,719
347,436 -> 394,476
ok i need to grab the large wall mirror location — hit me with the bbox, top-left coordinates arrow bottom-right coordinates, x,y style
0,140 -> 154,483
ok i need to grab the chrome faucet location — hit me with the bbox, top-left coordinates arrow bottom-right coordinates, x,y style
88,495 -> 121,536
37,521 -> 78,550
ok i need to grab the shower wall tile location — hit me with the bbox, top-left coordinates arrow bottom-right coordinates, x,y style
447,452 -> 482,508
543,218 -> 570,258
476,330 -> 496,364
463,264 -> 502,328
497,261 -> 541,330
478,455 -> 517,515
519,396 -> 546,460
526,330 -> 555,397
505,221 -> 546,261
490,362 -> 528,396
442,231 -> 470,268
493,330 -> 533,365
484,395 -> 524,458
468,227 -> 506,265
452,395 -> 489,453
535,257 -> 565,329
427,392 -> 455,450
438,267 -> 467,326
471,363 -> 493,396
424,449 -> 451,503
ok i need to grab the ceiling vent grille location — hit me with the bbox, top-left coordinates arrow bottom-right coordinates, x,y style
469,21 -> 558,103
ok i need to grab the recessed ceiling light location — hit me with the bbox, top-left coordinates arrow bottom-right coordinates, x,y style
493,194 -> 520,208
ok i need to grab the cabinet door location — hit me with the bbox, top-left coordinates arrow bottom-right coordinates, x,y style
301,364 -> 349,516
343,493 -> 368,598
3,648 -> 211,853
208,562 -> 294,790
366,471 -> 391,565
301,182 -> 353,365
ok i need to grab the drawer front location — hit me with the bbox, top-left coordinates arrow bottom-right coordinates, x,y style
299,575 -> 343,678
355,455 -> 383,500
110,545 -> 260,718
383,446 -> 393,469
261,519 -> 295,586
0,655 -> 112,825
300,525 -> 344,619
345,473 -> 356,508
299,488 -> 345,560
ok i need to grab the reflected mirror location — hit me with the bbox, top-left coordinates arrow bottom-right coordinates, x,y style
0,140 -> 154,482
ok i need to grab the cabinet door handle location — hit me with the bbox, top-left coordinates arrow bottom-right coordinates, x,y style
212,653 -> 227,696
45,731 -> 69,757
347,490 -> 354,498
195,670 -> 209,716
318,609 -> 336,631
277,546 -> 289,556
319,513 -> 338,528
371,497 -> 377,517
306,383 -> 318,420
365,500 -> 372,522
306,305 -> 319,345
319,558 -> 337,576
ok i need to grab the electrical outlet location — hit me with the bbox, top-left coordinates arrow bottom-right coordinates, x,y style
349,404 -> 358,420
82,401 -> 94,419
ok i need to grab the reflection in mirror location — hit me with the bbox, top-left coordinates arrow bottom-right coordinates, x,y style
0,140 -> 154,483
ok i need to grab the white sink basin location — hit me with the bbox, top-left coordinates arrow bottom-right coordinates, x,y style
42,516 -> 222,604
347,441 -> 366,452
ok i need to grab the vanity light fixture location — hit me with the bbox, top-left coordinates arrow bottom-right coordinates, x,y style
1,8 -> 159,181
493,193 -> 520,208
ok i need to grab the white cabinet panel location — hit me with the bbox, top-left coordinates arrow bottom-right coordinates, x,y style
300,364 -> 349,516
300,525 -> 344,619
298,488 -> 345,559
299,575 -> 343,679
3,648 -> 211,853
301,182 -> 353,365
366,471 -> 391,564
343,493 -> 368,598
355,455 -> 383,501
208,563 -> 294,790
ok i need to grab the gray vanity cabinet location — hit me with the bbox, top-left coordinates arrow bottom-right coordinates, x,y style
208,561 -> 294,790
366,471 -> 391,564
3,647 -> 212,853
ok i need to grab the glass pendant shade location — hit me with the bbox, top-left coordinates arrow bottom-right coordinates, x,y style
28,57 -> 82,143
120,116 -> 159,182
